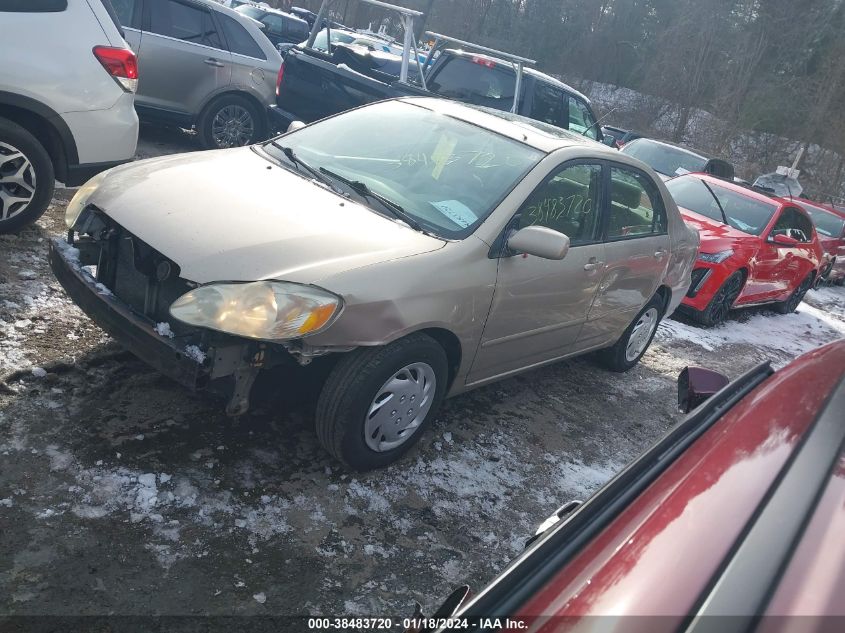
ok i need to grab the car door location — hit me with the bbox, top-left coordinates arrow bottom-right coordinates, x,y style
752,206 -> 814,300
135,0 -> 232,118
466,162 -> 607,383
578,163 -> 669,347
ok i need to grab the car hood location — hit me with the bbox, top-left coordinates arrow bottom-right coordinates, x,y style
680,208 -> 757,252
88,148 -> 445,284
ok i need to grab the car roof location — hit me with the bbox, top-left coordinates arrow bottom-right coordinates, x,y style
442,49 -> 592,104
398,97 -> 608,154
629,136 -> 709,160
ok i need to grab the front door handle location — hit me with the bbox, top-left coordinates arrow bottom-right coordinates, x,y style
204,58 -> 225,67
654,249 -> 667,260
584,258 -> 605,271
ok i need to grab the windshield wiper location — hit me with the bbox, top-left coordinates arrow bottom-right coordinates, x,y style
271,142 -> 337,190
318,167 -> 427,234
701,179 -> 730,226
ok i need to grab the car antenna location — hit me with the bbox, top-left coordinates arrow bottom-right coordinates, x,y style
583,106 -> 619,138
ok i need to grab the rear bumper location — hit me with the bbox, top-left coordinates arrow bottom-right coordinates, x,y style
64,159 -> 132,188
49,238 -> 209,390
267,104 -> 294,133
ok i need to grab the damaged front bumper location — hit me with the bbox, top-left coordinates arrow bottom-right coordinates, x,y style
49,238 -> 277,414
50,238 -> 213,389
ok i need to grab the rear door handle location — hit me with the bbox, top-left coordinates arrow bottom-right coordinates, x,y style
204,58 -> 225,67
584,258 -> 605,271
654,249 -> 667,260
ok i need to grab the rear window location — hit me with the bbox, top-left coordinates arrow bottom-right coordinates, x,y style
622,139 -> 707,177
0,0 -> 66,10
801,204 -> 845,238
428,56 -> 516,110
217,12 -> 267,59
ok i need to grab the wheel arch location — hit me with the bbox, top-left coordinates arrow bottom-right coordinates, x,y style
0,93 -> 76,182
417,327 -> 462,390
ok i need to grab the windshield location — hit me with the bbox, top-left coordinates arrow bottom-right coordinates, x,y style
235,5 -> 264,20
799,203 -> 845,238
262,100 -> 544,239
621,139 -> 707,177
667,175 -> 778,236
306,29 -> 357,51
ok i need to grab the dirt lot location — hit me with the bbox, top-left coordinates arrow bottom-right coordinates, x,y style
1,126 -> 844,619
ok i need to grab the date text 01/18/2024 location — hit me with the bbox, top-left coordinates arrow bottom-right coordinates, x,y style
306,617 -> 529,630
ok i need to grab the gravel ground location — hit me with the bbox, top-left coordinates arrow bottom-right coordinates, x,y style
1,126 -> 844,619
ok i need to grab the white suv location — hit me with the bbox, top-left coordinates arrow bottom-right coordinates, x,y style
0,0 -> 139,233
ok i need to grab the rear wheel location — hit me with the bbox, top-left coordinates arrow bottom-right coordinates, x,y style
599,295 -> 663,372
773,273 -> 814,314
314,333 -> 448,470
689,270 -> 744,327
0,118 -> 54,234
198,94 -> 265,150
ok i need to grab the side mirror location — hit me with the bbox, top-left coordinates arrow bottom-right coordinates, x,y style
678,366 -> 730,413
771,233 -> 799,247
602,134 -> 617,147
286,120 -> 307,133
507,226 -> 570,260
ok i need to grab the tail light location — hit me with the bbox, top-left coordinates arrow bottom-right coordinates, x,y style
276,62 -> 285,96
93,46 -> 138,93
471,55 -> 496,68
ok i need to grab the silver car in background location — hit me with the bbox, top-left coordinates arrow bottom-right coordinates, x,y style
53,98 -> 698,470
112,0 -> 282,148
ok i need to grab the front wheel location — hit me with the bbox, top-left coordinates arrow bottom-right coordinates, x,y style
773,273 -> 814,314
197,95 -> 265,150
689,270 -> 744,327
599,295 -> 663,372
315,333 -> 448,470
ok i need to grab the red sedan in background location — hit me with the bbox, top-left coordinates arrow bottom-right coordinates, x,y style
415,340 -> 845,632
664,174 -> 823,326
794,199 -> 845,285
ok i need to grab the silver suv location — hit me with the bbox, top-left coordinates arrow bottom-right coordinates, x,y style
112,0 -> 283,149
0,0 -> 139,234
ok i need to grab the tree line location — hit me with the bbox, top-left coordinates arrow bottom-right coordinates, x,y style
268,0 -> 845,200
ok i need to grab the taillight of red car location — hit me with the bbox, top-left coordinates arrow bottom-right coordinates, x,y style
93,46 -> 138,93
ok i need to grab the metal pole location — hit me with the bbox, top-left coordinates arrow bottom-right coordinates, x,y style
512,61 -> 523,114
399,13 -> 413,83
306,0 -> 332,49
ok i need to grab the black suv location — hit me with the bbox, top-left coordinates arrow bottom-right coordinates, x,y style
235,4 -> 309,47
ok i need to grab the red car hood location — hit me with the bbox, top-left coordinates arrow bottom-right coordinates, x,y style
680,208 -> 757,252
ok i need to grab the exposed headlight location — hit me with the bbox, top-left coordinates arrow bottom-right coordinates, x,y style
698,249 -> 733,264
169,281 -> 342,340
65,171 -> 109,229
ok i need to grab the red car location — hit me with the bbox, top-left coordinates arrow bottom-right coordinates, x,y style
664,174 -> 824,326
794,199 -> 845,285
413,340 -> 845,631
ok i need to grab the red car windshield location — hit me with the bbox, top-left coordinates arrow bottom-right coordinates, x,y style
797,203 -> 845,238
668,175 -> 778,236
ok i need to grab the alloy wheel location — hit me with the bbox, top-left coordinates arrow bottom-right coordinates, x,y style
625,307 -> 659,362
785,276 -> 812,312
0,141 -> 36,221
364,362 -> 436,452
210,105 -> 255,148
708,273 -> 743,324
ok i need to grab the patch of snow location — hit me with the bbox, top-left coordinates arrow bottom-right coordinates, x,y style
30,367 -> 47,378
184,345 -> 206,364
155,322 -> 174,339
253,592 -> 267,604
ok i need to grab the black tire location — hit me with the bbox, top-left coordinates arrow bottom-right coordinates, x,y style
598,294 -> 664,372
315,333 -> 448,470
773,272 -> 814,314
0,117 -> 55,234
197,94 -> 265,150
689,270 -> 744,327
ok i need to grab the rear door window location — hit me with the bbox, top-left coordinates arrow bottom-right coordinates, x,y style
569,96 -> 598,139
428,56 -> 516,110
530,82 -> 568,129
0,0 -> 67,11
606,166 -> 667,239
216,12 -> 266,59
148,0 -> 223,49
